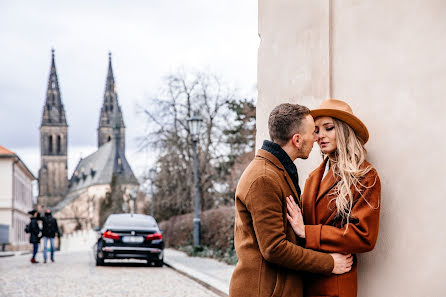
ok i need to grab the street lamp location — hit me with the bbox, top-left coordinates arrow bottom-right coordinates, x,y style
187,113 -> 203,246
149,168 -> 156,217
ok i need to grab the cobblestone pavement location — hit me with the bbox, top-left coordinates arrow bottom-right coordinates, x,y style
0,251 -> 221,297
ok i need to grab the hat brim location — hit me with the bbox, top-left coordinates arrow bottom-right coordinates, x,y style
310,108 -> 369,144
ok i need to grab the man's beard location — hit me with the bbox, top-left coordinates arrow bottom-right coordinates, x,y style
298,139 -> 313,159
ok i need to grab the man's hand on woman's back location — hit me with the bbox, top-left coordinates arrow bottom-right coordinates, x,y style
330,253 -> 353,274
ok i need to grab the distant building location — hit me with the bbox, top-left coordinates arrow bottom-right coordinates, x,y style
0,145 -> 35,250
37,50 -> 139,234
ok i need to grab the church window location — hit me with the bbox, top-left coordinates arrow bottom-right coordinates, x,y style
49,135 -> 53,154
57,135 -> 61,154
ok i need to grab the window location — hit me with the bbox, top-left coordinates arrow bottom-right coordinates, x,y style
49,135 -> 53,154
104,214 -> 157,229
57,135 -> 61,154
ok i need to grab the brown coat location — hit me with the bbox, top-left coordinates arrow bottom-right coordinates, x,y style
229,149 -> 334,297
302,159 -> 381,297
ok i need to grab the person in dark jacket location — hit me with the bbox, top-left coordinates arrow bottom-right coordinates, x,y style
41,209 -> 60,263
26,210 -> 41,264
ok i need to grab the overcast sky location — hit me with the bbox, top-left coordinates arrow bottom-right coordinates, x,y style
0,0 -> 258,178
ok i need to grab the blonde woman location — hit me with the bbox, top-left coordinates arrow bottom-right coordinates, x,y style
286,99 -> 381,297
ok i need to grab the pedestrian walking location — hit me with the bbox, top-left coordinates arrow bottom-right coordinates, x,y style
25,210 -> 41,264
41,209 -> 60,263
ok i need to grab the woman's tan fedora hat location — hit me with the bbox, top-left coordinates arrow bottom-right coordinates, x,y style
311,99 -> 369,144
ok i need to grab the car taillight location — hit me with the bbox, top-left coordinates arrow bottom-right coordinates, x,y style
146,233 -> 162,241
102,230 -> 120,240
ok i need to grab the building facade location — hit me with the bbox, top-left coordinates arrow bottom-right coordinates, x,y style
0,146 -> 35,250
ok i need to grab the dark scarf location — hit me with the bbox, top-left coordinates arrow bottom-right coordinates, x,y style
261,140 -> 301,197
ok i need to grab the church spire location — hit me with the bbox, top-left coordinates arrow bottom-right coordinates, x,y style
106,52 -> 116,94
38,48 -> 68,208
97,52 -> 125,151
41,48 -> 67,126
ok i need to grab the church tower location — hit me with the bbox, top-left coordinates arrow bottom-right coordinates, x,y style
97,53 -> 125,152
38,49 -> 68,208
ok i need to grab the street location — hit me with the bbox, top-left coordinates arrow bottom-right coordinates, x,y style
0,251 -> 221,297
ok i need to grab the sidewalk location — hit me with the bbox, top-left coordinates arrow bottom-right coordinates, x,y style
164,248 -> 234,297
0,251 -> 31,257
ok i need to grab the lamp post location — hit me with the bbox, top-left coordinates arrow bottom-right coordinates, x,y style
187,113 -> 203,246
149,168 -> 156,217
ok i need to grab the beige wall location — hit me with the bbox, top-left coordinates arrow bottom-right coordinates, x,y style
12,161 -> 34,245
258,0 -> 445,295
0,159 -> 13,209
0,157 -> 34,245
54,184 -> 110,235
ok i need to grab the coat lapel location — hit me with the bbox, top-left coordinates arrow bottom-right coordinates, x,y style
283,171 -> 301,207
302,160 -> 326,224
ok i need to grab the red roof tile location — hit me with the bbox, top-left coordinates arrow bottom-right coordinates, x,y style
0,145 -> 16,156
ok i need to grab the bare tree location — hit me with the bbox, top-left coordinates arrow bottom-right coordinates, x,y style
138,71 -> 239,221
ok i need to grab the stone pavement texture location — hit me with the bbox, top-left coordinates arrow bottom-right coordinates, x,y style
163,248 -> 234,296
0,250 -> 223,297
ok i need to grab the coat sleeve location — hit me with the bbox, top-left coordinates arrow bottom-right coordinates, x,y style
305,172 -> 381,254
246,175 -> 334,275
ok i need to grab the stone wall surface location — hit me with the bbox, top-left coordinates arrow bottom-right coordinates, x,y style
258,0 -> 446,295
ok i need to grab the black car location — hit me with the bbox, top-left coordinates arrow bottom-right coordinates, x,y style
95,213 -> 164,266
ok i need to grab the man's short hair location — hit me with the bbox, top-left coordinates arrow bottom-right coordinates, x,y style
268,103 -> 311,146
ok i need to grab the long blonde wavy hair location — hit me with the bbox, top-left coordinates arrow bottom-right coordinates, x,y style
325,118 -> 376,230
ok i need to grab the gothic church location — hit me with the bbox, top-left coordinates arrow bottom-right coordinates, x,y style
37,50 -> 139,233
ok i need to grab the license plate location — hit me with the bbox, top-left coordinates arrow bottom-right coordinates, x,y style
122,236 -> 144,243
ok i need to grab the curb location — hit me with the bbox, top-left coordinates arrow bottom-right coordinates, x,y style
164,259 -> 229,297
0,251 -> 32,258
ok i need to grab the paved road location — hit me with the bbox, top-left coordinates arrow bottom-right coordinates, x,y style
0,250 -> 221,297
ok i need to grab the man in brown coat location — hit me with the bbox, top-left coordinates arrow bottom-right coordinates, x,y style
229,103 -> 353,297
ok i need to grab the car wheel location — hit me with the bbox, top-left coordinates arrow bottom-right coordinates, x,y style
96,253 -> 104,266
154,259 -> 163,267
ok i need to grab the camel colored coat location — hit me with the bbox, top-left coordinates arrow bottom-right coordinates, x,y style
229,150 -> 334,297
302,159 -> 381,297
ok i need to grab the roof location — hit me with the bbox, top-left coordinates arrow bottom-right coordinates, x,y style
0,145 -> 15,156
0,145 -> 36,180
53,140 -> 139,212
67,141 -> 139,193
51,188 -> 85,212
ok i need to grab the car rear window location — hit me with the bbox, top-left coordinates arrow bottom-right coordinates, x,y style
104,215 -> 158,229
